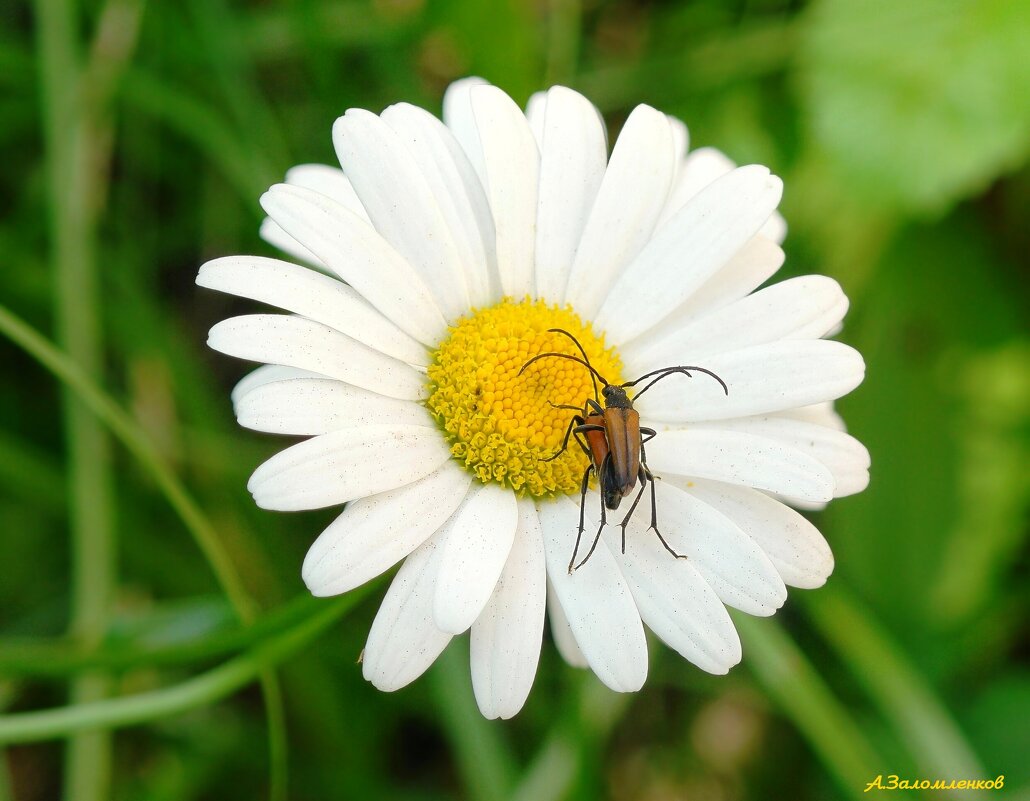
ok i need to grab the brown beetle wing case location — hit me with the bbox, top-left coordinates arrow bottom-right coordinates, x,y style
604,407 -> 640,497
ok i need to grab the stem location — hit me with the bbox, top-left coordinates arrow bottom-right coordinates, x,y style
511,670 -> 631,801
121,68 -> 275,205
429,645 -> 516,801
803,588 -> 984,779
34,0 -> 115,795
0,594 -> 323,676
0,303 -> 254,619
0,303 -> 288,798
735,614 -> 884,801
0,590 -> 371,745
544,0 -> 581,86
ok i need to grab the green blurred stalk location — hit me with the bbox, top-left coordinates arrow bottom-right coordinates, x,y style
735,614 -> 883,801
0,593 -> 323,676
803,587 -> 985,782
0,302 -> 290,800
511,673 -> 630,801
544,0 -> 581,86
185,0 -> 290,173
429,644 -> 517,801
0,588 -> 372,745
0,305 -> 259,624
34,0 -> 116,797
121,68 -> 275,209
576,19 -> 799,110
0,728 -> 12,801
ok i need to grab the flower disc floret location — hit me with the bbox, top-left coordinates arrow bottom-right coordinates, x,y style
426,298 -> 623,497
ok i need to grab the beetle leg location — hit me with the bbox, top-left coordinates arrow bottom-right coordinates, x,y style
617,471 -> 649,553
640,442 -> 688,560
573,454 -> 610,571
543,414 -> 586,462
547,401 -> 583,412
639,426 -> 657,445
568,464 -> 593,573
570,426 -> 592,458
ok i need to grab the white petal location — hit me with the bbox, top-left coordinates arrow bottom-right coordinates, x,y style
677,478 -> 834,589
259,217 -> 324,267
198,256 -> 428,366
564,105 -> 676,315
659,147 -> 736,226
235,377 -> 433,436
627,235 -> 785,350
231,364 -> 322,405
645,428 -> 836,503
636,340 -> 866,422
468,85 -> 539,297
470,499 -> 546,719
381,103 -> 496,306
635,481 -> 787,615
667,115 -> 690,169
302,463 -> 472,596
534,86 -> 608,302
333,109 -> 470,319
442,76 -> 489,180
261,184 -> 447,345
623,275 -> 848,370
258,164 -> 371,268
691,415 -> 869,497
581,507 -> 740,673
617,547 -> 741,673
247,424 -> 452,511
761,212 -> 788,245
207,314 -> 426,401
775,402 -> 847,432
538,497 -> 647,692
283,163 -> 371,222
433,482 -> 519,635
363,532 -> 452,692
525,90 -> 548,144
660,147 -> 787,243
545,577 -> 588,668
595,166 -> 783,343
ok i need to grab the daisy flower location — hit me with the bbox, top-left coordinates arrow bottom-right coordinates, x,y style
197,78 -> 868,719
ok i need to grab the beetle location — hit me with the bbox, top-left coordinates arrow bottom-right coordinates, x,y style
519,329 -> 728,572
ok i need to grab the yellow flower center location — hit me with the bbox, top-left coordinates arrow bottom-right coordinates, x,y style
426,298 -> 623,497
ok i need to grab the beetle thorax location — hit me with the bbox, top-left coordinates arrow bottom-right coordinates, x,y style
602,385 -> 633,409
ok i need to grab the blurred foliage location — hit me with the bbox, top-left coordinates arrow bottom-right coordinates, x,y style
1,0 -> 1027,800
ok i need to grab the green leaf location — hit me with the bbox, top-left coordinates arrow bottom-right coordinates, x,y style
798,0 -> 1030,214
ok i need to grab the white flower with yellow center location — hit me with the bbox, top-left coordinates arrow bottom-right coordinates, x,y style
197,78 -> 868,719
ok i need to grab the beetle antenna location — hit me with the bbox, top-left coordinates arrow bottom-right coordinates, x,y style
546,328 -> 603,401
622,366 -> 729,398
519,352 -> 611,388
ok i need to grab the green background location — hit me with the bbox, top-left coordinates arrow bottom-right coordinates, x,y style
1,0 -> 1027,799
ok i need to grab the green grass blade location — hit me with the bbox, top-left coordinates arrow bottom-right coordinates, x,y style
0,302 -> 288,799
429,644 -> 517,801
0,588 -> 372,745
735,614 -> 884,801
804,587 -> 985,779
33,0 -> 118,794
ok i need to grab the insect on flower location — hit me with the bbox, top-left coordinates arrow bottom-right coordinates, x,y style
200,77 -> 868,714
520,329 -> 729,573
